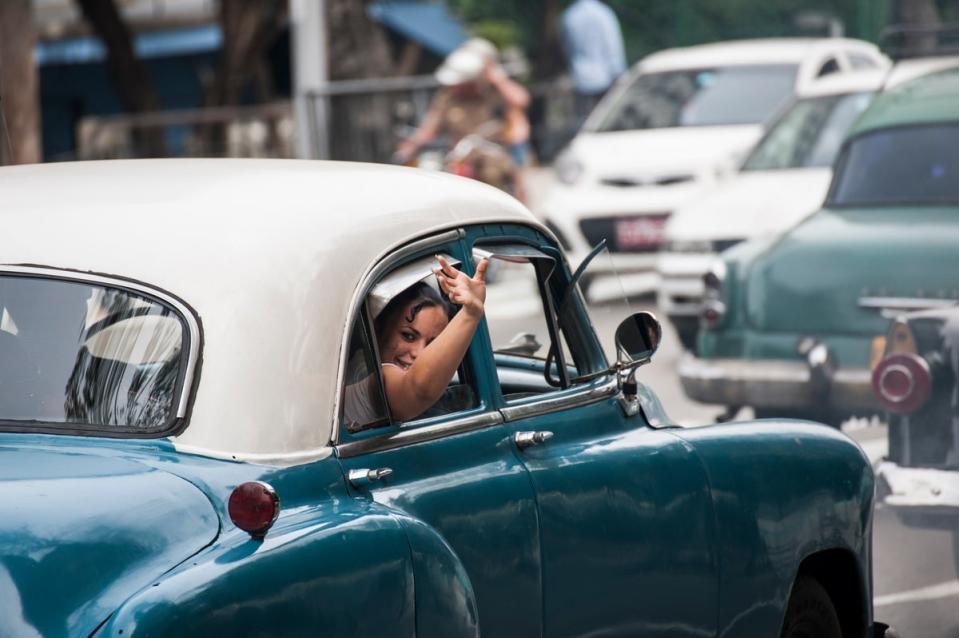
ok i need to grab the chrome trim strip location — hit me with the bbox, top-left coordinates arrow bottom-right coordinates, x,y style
500,375 -> 619,422
859,296 -> 958,311
335,410 -> 502,458
0,265 -> 200,419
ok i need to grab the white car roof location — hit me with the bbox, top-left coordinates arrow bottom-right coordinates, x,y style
798,68 -> 888,97
0,159 -> 536,465
638,37 -> 879,72
794,56 -> 959,98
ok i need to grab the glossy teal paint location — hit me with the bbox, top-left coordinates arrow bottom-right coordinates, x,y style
744,207 -> 959,337
0,438 -> 218,637
388,512 -> 480,638
503,394 -> 719,637
97,499 -> 416,638
337,418 -> 542,637
673,421 -> 874,637
473,223 -> 719,635
0,434 -> 420,637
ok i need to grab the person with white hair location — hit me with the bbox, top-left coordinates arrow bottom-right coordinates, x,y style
395,38 -> 532,173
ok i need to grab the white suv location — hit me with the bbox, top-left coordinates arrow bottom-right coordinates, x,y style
538,38 -> 887,298
657,69 -> 886,349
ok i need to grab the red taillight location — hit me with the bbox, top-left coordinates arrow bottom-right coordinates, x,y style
871,352 -> 931,414
228,481 -> 280,539
701,300 -> 726,328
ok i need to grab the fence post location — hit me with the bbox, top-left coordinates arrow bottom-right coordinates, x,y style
292,0 -> 329,159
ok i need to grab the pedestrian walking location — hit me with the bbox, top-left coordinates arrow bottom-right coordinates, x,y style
560,0 -> 627,121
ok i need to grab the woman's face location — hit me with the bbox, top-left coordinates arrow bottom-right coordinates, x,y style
379,302 -> 449,370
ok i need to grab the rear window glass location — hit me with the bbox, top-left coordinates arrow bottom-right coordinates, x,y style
0,275 -> 186,433
830,124 -> 959,205
593,64 -> 798,132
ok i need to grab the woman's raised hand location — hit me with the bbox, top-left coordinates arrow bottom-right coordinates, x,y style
435,255 -> 488,319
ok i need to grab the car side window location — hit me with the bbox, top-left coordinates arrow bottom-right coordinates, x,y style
817,57 -> 840,77
848,52 -> 878,69
477,241 -> 594,402
340,251 -> 481,432
0,273 -> 191,435
341,311 -> 391,432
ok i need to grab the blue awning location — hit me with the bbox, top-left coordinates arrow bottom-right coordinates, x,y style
368,1 -> 467,57
36,23 -> 222,66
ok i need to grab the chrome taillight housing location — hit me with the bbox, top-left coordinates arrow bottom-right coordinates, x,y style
871,352 -> 932,414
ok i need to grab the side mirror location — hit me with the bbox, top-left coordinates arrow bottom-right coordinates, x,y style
615,312 -> 662,365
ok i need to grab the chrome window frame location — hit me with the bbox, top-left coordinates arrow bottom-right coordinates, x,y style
500,374 -> 619,422
336,411 -> 503,458
0,265 -> 201,427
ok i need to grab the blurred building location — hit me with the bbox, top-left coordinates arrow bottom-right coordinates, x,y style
31,0 -> 468,161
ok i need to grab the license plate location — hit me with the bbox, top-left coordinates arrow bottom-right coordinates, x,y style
615,216 -> 667,250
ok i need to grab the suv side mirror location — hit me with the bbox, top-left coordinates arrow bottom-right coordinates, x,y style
615,312 -> 662,365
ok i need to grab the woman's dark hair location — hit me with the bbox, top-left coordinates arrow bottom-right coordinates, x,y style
375,282 -> 451,350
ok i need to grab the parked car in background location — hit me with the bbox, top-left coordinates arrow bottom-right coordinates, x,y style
538,37 -> 887,296
681,63 -> 959,426
0,159 -> 890,637
658,69 -> 885,350
871,304 -> 959,629
873,305 -> 959,537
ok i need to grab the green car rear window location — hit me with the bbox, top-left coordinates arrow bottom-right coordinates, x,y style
831,124 -> 959,206
0,275 -> 186,433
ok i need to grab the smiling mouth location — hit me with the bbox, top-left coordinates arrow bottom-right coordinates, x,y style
395,359 -> 412,370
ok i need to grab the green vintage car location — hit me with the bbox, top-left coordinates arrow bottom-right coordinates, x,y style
680,64 -> 959,426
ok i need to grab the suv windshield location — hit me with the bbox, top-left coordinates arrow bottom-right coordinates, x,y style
830,124 -> 959,205
0,275 -> 186,432
593,64 -> 798,132
743,91 -> 875,170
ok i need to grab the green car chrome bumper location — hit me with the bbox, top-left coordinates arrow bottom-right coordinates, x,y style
679,354 -> 878,412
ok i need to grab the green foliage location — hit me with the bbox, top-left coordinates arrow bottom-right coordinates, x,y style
471,19 -> 523,49
446,0 -> 907,66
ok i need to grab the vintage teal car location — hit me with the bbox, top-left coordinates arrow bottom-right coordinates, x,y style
0,160 -> 885,637
681,65 -> 959,426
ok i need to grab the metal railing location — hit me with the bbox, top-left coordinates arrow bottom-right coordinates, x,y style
75,74 -> 582,164
77,100 -> 294,160
303,72 -> 582,164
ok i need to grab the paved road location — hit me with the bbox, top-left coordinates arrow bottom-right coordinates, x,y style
485,269 -> 958,636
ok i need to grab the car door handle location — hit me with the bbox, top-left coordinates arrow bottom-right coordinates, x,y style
514,431 -> 554,450
348,467 -> 393,487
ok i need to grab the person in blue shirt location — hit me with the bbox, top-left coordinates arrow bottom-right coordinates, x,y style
560,0 -> 627,120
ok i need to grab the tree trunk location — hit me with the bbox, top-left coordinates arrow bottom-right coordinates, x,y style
534,0 -> 563,81
0,0 -> 42,164
212,0 -> 288,107
198,0 -> 286,155
325,0 -> 396,161
75,0 -> 164,156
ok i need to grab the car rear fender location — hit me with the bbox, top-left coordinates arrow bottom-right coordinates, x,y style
93,498 -> 417,638
390,512 -> 480,638
672,420 -> 874,637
